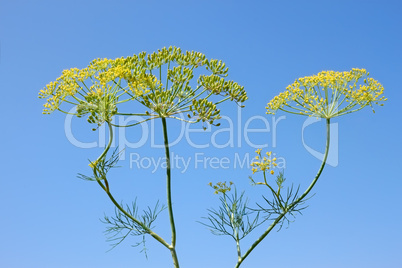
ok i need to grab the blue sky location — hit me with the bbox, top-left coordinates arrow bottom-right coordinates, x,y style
1,0 -> 401,267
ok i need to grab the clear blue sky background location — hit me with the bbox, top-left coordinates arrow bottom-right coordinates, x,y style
1,0 -> 401,268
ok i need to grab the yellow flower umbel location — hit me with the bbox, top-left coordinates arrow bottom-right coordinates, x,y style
38,58 -> 141,126
39,47 -> 248,128
249,149 -> 282,198
209,181 -> 233,195
250,149 -> 277,175
266,68 -> 386,118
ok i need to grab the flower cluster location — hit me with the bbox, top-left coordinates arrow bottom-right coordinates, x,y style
209,181 -> 234,195
39,47 -> 248,127
266,68 -> 386,118
250,149 -> 277,175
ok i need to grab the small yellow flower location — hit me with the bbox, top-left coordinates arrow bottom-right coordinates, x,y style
89,159 -> 98,169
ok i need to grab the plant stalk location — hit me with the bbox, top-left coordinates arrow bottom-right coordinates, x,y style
235,118 -> 331,268
94,122 -> 172,252
161,117 -> 180,268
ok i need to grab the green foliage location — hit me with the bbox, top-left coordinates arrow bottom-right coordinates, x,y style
77,147 -> 122,182
201,189 -> 263,242
257,183 -> 310,231
101,200 -> 166,256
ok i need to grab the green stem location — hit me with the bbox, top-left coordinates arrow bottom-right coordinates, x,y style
235,118 -> 331,268
234,215 -> 285,268
100,182 -> 171,249
161,117 -> 180,268
236,236 -> 241,263
110,117 -> 156,128
291,118 -> 330,203
93,122 -> 114,166
93,121 -> 173,253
